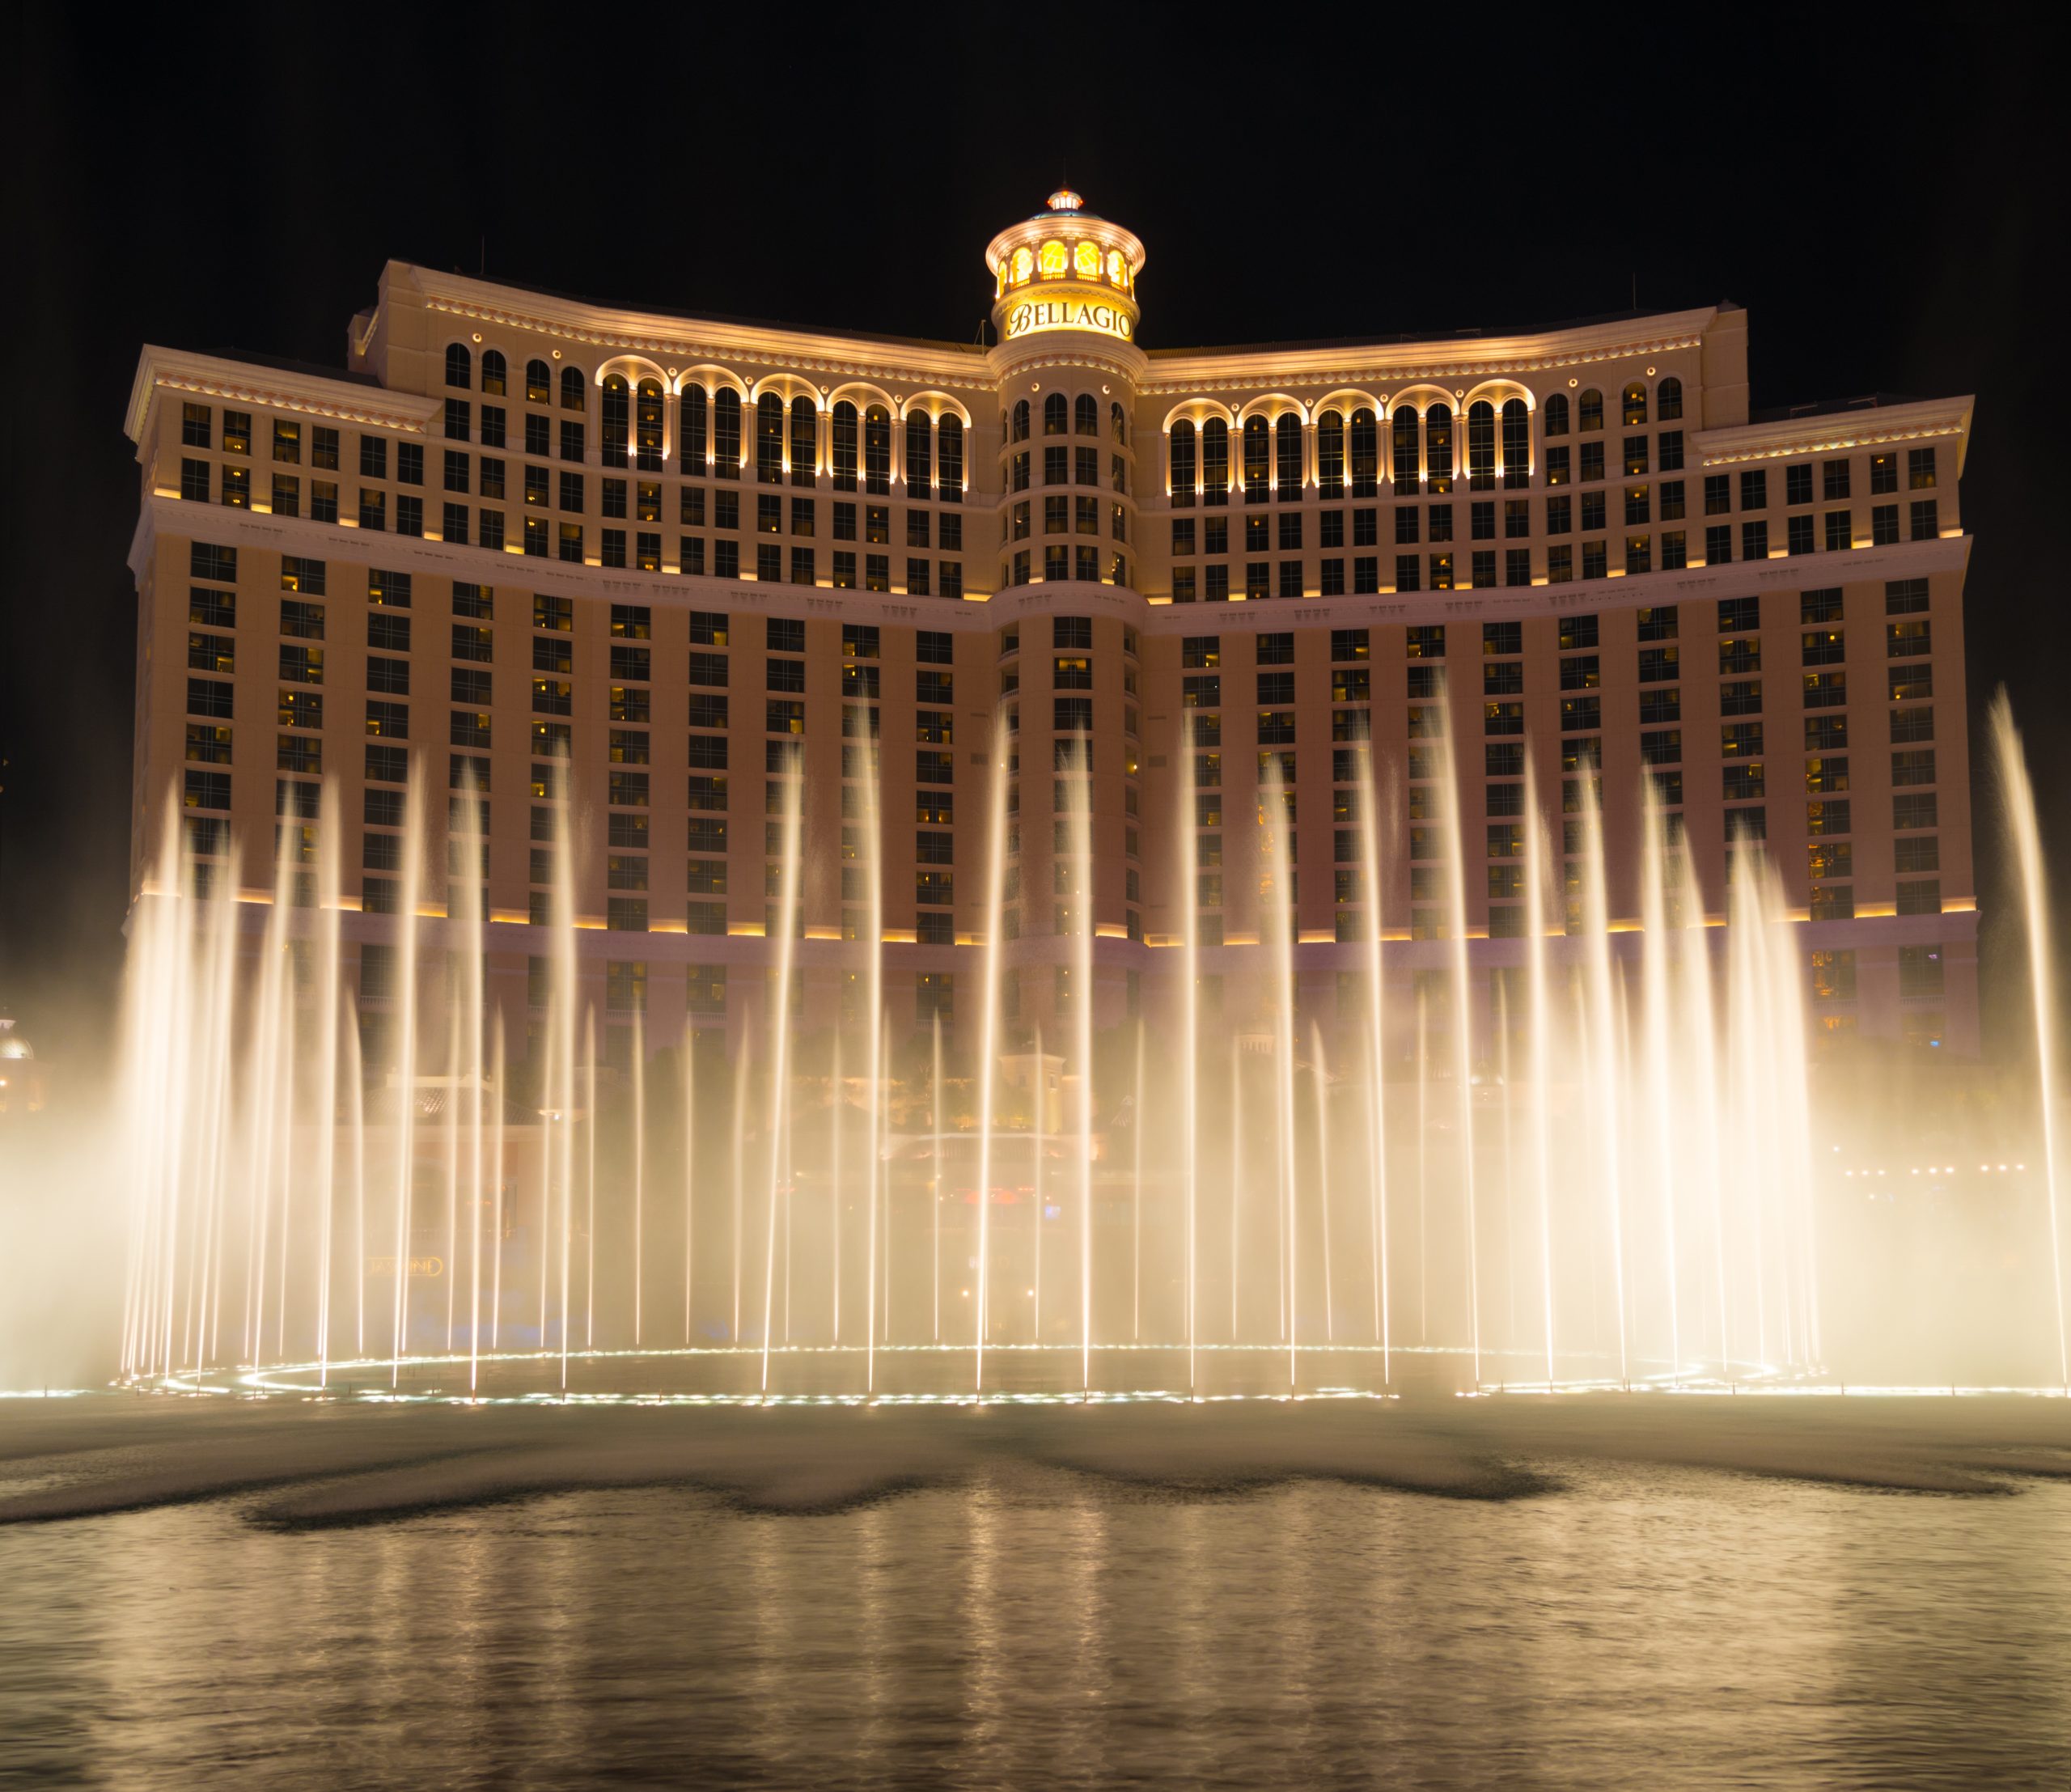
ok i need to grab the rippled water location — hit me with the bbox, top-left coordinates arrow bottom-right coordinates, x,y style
3,1426 -> 2069,1790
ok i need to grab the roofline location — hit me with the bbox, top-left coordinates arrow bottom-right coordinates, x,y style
386,263 -> 995,392
125,345 -> 440,446
1695,394 -> 1976,476
1136,305 -> 1726,394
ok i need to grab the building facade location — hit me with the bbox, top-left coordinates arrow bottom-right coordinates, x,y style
124,190 -> 1978,1065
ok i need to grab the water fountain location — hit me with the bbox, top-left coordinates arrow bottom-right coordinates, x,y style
108,694 -> 2071,1403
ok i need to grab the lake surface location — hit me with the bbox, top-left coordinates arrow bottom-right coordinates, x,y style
2,1397 -> 2068,1789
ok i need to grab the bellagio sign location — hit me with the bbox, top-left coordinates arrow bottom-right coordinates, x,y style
1003,297 -> 1134,345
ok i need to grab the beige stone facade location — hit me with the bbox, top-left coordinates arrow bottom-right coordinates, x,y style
123,191 -> 1978,1061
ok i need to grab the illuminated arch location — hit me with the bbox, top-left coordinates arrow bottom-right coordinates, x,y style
899,390 -> 974,430
674,364 -> 749,402
1161,398 -> 1237,435
1386,382 -> 1455,417
750,372 -> 820,409
1235,392 -> 1306,426
1316,388 -> 1383,424
1462,378 -> 1535,413
596,353 -> 669,391
827,379 -> 896,419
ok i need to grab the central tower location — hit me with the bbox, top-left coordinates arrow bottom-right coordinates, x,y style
984,191 -> 1149,593
985,188 -> 1147,354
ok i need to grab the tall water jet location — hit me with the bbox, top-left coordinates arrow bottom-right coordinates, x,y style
457,798 -> 485,1387
1357,750 -> 1388,1370
831,1032 -> 843,1344
314,799 -> 342,1387
441,1001 -> 460,1352
1435,688 -> 1482,1386
552,794 -> 579,1387
489,1024 -> 506,1358
345,999 -> 366,1358
388,772 -> 426,1386
859,696 -> 886,1389
1639,790 -> 1680,1379
1676,838 -> 1728,1374
1069,767 -> 1095,1394
1133,1019 -> 1144,1344
1524,760 -> 1556,1386
1032,1025 -> 1046,1342
1260,754 -> 1298,1388
631,1006 -> 646,1348
1990,691 -> 2068,1387
931,1016 -> 942,1344
584,1012 -> 597,1352
1415,989 -> 1428,1342
683,1025 -> 697,1344
730,1031 -> 750,1342
1228,1044 -> 1242,1342
972,708 -> 1011,1392
1179,743 -> 1201,1392
1311,1022 -> 1333,1344
760,752 -> 803,1392
1575,764 -> 1626,1386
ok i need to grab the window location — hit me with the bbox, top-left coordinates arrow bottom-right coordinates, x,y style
1898,945 -> 1944,1002
1896,704 -> 1938,749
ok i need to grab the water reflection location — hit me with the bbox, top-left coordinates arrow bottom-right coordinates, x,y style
2,1469 -> 2066,1789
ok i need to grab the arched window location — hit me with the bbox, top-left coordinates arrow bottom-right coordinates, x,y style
1467,400 -> 1496,489
526,359 -> 551,405
1243,415 -> 1270,502
1044,392 -> 1068,436
561,366 -> 586,411
1622,383 -> 1648,426
1201,418 -> 1229,506
938,415 -> 964,503
906,410 -> 933,498
863,405 -> 892,495
831,400 -> 858,490
1543,392 -> 1569,437
1316,410 -> 1345,499
713,388 -> 742,479
1350,409 -> 1379,498
1425,404 -> 1454,493
1275,413 -> 1302,500
1111,400 -> 1126,444
637,380 -> 664,472
790,397 -> 816,488
1501,399 -> 1530,490
680,385 -> 708,467
481,350 -> 506,396
602,375 -> 631,465
756,392 -> 785,483
1392,408 -> 1420,489
1658,376 -> 1683,421
1578,388 -> 1603,432
444,342 -> 472,388
1075,392 -> 1098,436
1169,420 -> 1197,507
1012,400 -> 1031,443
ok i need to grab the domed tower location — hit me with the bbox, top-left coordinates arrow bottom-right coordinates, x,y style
985,191 -> 1148,592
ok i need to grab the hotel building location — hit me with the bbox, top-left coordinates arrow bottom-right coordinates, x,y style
123,190 -> 1978,1065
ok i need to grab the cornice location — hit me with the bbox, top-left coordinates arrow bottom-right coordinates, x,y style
1694,396 -> 1975,471
1136,308 -> 1721,397
125,347 -> 439,446
396,265 -> 997,395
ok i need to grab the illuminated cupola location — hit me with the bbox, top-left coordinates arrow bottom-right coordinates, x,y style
985,190 -> 1146,352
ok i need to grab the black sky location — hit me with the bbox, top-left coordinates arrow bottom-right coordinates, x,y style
6,12 -> 2060,1068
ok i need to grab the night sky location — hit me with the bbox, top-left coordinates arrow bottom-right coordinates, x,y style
6,15 -> 2057,1069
